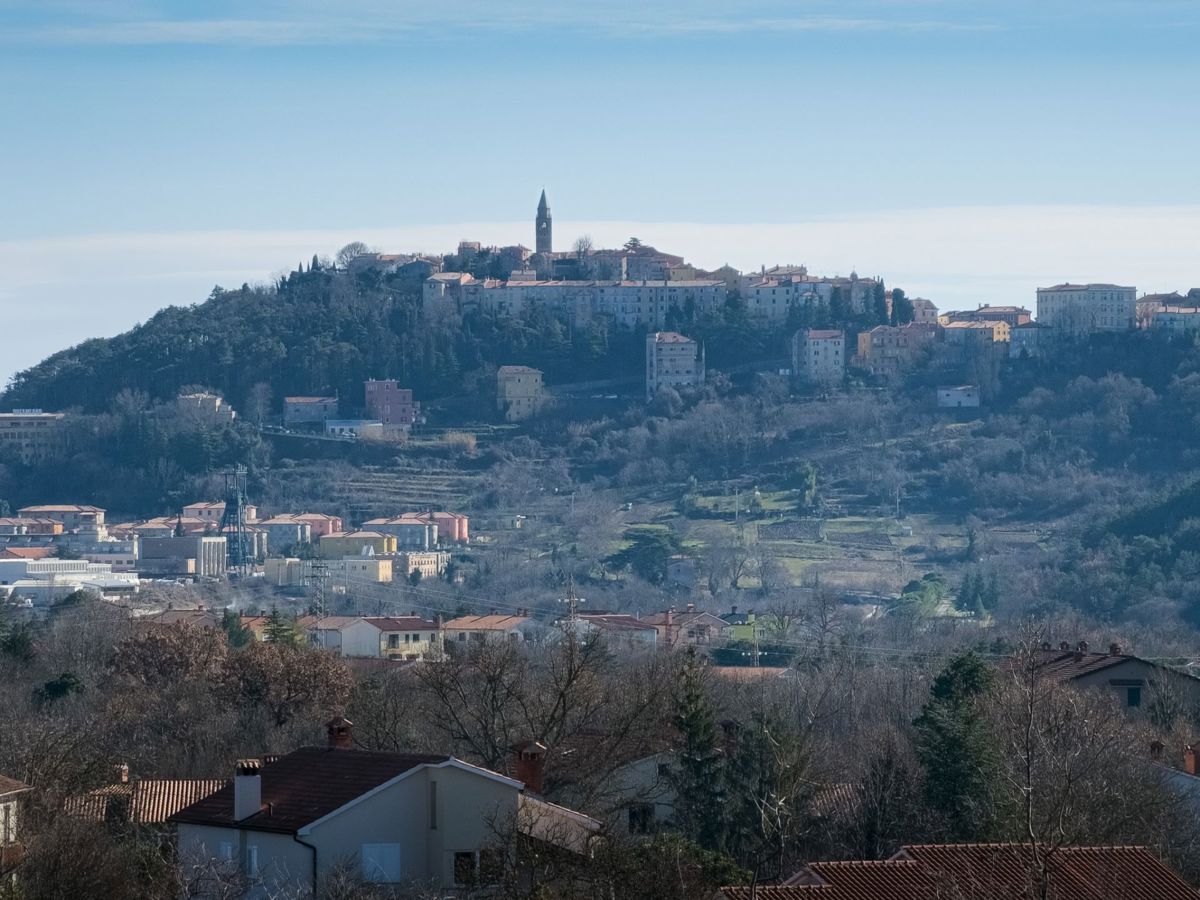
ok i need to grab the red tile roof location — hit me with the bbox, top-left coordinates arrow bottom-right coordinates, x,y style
0,547 -> 55,560
67,779 -> 227,824
171,748 -> 449,833
1021,649 -> 1151,682
720,844 -> 1199,899
363,616 -> 439,632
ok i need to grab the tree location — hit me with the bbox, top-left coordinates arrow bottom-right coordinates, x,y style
669,649 -> 725,850
572,235 -> 594,257
913,652 -> 999,840
623,237 -> 643,251
871,281 -> 889,326
335,241 -> 372,269
263,605 -> 303,647
226,642 -> 352,728
245,381 -> 271,427
890,288 -> 914,325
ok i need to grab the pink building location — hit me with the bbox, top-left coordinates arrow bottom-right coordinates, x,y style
289,513 -> 344,539
364,380 -> 420,430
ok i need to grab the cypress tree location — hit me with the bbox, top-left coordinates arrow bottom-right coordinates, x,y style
670,648 -> 726,850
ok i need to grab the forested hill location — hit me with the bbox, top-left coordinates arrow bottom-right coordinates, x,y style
1,262 -> 667,415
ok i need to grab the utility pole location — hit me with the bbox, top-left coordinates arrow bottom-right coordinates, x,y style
307,559 -> 329,645
558,576 -> 586,636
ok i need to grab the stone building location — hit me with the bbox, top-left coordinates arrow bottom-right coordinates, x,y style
497,366 -> 545,422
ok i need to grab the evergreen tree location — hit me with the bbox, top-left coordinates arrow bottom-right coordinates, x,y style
984,572 -> 1001,611
222,608 -> 253,649
872,281 -> 889,325
263,604 -> 301,647
670,649 -> 725,850
914,652 -> 999,840
890,288 -> 914,325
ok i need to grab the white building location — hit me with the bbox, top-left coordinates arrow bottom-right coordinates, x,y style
0,558 -> 139,604
1153,307 -> 1200,335
741,272 -> 880,322
1036,283 -> 1136,335
908,297 -> 940,325
646,332 -> 705,401
937,385 -> 981,409
791,329 -> 845,387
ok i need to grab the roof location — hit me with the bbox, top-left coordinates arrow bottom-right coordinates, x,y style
1017,648 -> 1186,683
323,530 -> 389,539
67,779 -> 227,824
18,505 -> 103,513
283,396 -> 338,403
709,666 -> 794,681
720,844 -> 1199,900
577,614 -> 656,633
1039,283 -> 1135,292
498,365 -> 543,375
171,747 -> 449,833
0,775 -> 29,798
803,329 -> 844,340
651,331 -> 695,343
443,614 -> 531,631
140,609 -> 223,628
0,547 -> 56,560
640,610 -> 730,629
362,616 -> 439,632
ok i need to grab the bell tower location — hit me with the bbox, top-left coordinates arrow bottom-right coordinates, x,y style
535,189 -> 552,255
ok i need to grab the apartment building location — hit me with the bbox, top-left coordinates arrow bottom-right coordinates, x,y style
0,411 -> 66,464
1036,283 -> 1136,335
853,324 -> 938,378
364,380 -> 420,431
646,332 -> 705,401
497,366 -> 545,422
944,305 -> 1031,327
791,329 -> 845,387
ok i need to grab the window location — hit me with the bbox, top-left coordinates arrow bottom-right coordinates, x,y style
429,780 -> 438,829
246,845 -> 259,876
454,851 -> 477,886
387,634 -> 399,649
362,843 -> 401,883
1126,686 -> 1142,708
628,803 -> 655,835
217,841 -> 234,862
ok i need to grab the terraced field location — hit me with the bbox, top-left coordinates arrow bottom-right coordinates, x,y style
324,463 -> 483,521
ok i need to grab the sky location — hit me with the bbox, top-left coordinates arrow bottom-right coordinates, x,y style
2,0 -> 1199,382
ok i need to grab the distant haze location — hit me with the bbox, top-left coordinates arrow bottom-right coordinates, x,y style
4,204 -> 1199,388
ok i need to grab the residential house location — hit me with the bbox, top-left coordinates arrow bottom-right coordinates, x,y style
443,613 -> 537,644
937,385 -> 981,408
853,323 -> 937,378
944,305 -> 1031,327
393,551 -> 450,581
1036,282 -> 1137,335
571,614 -> 658,649
646,332 -> 705,401
171,719 -> 599,896
175,392 -> 236,425
0,517 -> 62,536
1010,321 -> 1053,358
318,531 -> 397,559
283,396 -> 338,426
256,516 -> 312,552
0,775 -> 30,875
183,501 -> 259,524
907,297 -> 940,325
370,616 -> 442,660
640,605 -> 731,647
0,410 -> 66,464
791,329 -> 845,387
17,504 -> 105,531
395,511 -> 469,545
719,606 -> 758,642
364,380 -> 421,432
67,766 -> 227,826
291,513 -> 344,539
306,617 -> 398,657
264,557 -> 393,589
1016,641 -> 1200,712
361,517 -> 438,550
717,844 -> 1199,900
941,319 -> 1010,347
497,366 -> 546,422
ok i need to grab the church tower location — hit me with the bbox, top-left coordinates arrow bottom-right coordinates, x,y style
535,190 -> 552,255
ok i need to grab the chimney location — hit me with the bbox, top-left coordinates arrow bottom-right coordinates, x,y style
1058,641 -> 1070,651
686,603 -> 695,614
115,763 -> 130,784
234,759 -> 263,821
730,605 -> 738,615
512,740 -> 547,794
1185,746 -> 1197,777
326,716 -> 354,750
1108,642 -> 1122,656
1077,640 -> 1089,654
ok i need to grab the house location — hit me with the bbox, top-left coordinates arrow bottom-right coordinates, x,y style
371,616 -> 442,660
717,843 -> 1199,900
1010,321 -> 1053,358
937,385 -> 981,408
0,517 -> 62,536
306,617 -> 392,657
443,613 -> 537,644
67,767 -> 227,826
256,516 -> 312,551
719,606 -> 758,642
364,380 -> 421,431
853,323 -> 937,378
393,551 -> 450,580
572,614 -> 658,649
17,504 -> 105,531
171,719 -> 599,896
0,775 -> 30,875
497,366 -> 546,422
395,511 -> 469,544
1015,641 -> 1200,712
0,410 -> 66,464
175,392 -> 237,425
907,297 -> 940,325
640,605 -> 731,647
791,329 -> 845,387
646,332 -> 704,401
361,517 -> 438,550
183,501 -> 259,524
290,512 -> 344,539
283,396 -> 338,426
318,531 -> 397,559
1036,283 -> 1137,335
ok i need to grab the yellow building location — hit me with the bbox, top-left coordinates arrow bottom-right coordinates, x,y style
393,551 -> 450,580
497,366 -> 545,422
317,530 -> 397,558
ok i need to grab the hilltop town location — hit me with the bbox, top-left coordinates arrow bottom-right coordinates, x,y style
4,194 -> 1200,898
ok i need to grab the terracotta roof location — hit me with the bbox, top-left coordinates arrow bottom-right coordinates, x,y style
67,779 -> 227,824
171,747 -> 449,833
0,547 -> 55,559
0,775 -> 29,797
283,396 -> 337,403
640,610 -> 729,628
1021,649 -> 1161,682
721,844 -> 1199,899
140,609 -> 223,628
803,330 -> 844,340
443,614 -> 530,631
363,616 -> 439,632
18,505 -> 103,513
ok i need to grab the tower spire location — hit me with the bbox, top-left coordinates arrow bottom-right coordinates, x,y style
535,190 -> 552,255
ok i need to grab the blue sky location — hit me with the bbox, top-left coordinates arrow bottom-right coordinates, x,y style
2,1 -> 1199,379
